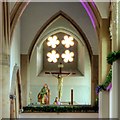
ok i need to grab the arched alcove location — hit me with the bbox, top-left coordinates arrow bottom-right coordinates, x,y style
10,2 -> 100,107
29,11 -> 91,105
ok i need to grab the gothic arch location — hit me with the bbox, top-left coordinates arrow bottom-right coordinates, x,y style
10,1 -> 101,46
10,1 -> 29,41
28,11 -> 93,62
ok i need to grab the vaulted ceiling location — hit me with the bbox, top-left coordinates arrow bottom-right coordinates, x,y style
19,2 -> 110,55
20,2 -> 98,55
10,2 -> 111,76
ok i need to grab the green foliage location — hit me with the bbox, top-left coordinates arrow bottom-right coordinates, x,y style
23,105 -> 98,113
107,50 -> 120,65
102,68 -> 112,89
96,68 -> 112,93
96,50 -> 120,93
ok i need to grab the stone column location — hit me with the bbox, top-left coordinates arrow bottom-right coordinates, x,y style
2,56 -> 10,118
1,2 -> 10,118
99,91 -> 109,118
98,19 -> 110,118
109,60 -> 119,118
109,2 -> 120,118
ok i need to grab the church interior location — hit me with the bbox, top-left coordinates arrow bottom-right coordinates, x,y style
0,0 -> 120,119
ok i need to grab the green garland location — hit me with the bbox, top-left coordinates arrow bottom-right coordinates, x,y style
23,105 -> 98,113
96,69 -> 112,93
96,50 -> 120,93
102,68 -> 112,89
107,50 -> 120,65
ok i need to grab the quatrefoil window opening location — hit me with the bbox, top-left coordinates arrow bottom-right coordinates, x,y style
61,50 -> 74,63
47,35 -> 74,63
47,50 -> 60,63
47,35 -> 60,48
61,35 -> 74,48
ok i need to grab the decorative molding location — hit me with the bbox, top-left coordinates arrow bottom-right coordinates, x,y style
3,2 -> 10,46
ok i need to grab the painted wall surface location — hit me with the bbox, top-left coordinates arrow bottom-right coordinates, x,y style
21,2 -> 98,55
29,46 -> 91,105
10,21 -> 21,87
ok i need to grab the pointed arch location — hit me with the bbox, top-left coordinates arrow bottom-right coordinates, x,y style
10,1 -> 29,41
10,1 -> 101,48
28,11 -> 93,62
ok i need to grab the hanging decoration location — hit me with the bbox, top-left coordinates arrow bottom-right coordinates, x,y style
107,50 -> 120,65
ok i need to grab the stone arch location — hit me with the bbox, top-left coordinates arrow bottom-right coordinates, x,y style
9,1 -> 100,106
10,1 -> 101,47
28,11 -> 93,62
10,2 -> 29,41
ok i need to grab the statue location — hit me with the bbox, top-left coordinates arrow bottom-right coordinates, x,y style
45,63 -> 75,101
38,84 -> 50,104
57,75 -> 63,101
53,97 -> 61,105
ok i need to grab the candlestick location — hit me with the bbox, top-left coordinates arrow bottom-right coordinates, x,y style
71,89 -> 73,105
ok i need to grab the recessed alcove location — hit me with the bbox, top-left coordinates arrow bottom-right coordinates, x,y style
29,14 -> 91,105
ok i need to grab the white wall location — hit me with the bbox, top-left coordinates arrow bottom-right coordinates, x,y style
10,21 -> 21,88
29,46 -> 91,105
